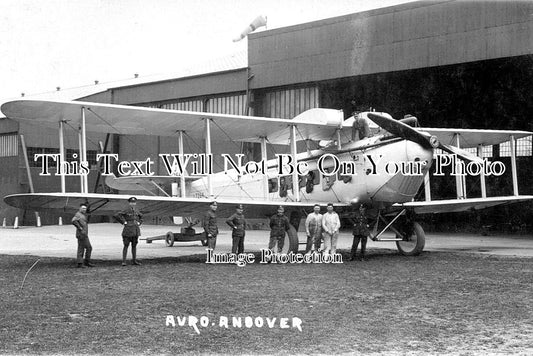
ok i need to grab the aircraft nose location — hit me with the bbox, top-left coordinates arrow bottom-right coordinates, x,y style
369,141 -> 433,203
406,141 -> 434,171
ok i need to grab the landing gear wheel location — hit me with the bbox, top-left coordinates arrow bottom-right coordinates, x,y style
286,225 -> 299,253
396,222 -> 425,256
165,231 -> 175,247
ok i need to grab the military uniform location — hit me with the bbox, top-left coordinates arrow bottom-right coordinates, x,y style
115,197 -> 143,266
115,207 -> 143,244
226,207 -> 246,254
72,210 -> 92,266
351,209 -> 370,260
269,212 -> 290,253
203,209 -> 219,249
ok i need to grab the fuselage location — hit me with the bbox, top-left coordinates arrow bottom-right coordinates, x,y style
187,136 -> 434,208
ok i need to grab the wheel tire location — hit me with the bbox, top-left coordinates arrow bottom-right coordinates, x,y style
396,222 -> 425,256
201,240 -> 208,246
165,231 -> 175,247
286,225 -> 299,253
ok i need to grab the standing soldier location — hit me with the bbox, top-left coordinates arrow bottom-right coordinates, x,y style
203,201 -> 219,250
226,204 -> 246,254
71,203 -> 95,268
114,197 -> 143,266
305,204 -> 323,254
269,206 -> 291,253
351,203 -> 370,261
322,203 -> 341,255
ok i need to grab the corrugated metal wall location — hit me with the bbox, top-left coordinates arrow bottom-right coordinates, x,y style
0,133 -> 18,157
261,87 -> 319,119
248,0 -> 533,89
155,93 -> 248,115
160,99 -> 204,112
111,69 -> 248,105
207,94 -> 248,115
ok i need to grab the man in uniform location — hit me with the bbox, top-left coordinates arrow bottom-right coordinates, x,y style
269,206 -> 291,253
305,204 -> 323,254
71,203 -> 95,268
203,201 -> 219,250
351,203 -> 370,261
114,197 -> 143,266
226,204 -> 246,254
322,203 -> 341,255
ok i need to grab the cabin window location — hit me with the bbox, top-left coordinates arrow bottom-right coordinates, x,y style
338,171 -> 353,183
322,168 -> 336,191
279,175 -> 292,197
268,178 -> 278,193
304,170 -> 319,193
308,170 -> 320,185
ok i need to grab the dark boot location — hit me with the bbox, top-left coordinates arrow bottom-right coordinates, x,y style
360,236 -> 367,261
350,235 -> 361,261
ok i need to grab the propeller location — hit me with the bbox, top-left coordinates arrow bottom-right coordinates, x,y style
367,113 -> 482,163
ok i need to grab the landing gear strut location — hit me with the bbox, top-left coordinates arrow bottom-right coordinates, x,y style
371,209 -> 426,256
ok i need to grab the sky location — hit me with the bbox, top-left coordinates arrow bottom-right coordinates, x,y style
0,0 -> 417,101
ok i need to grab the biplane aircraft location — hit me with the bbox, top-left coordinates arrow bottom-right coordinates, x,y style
1,99 -> 532,256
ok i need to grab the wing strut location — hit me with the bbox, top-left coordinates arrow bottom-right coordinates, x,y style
454,134 -> 466,199
289,125 -> 300,201
424,172 -> 431,201
58,120 -> 66,193
178,130 -> 186,198
79,107 -> 88,194
20,134 -> 41,225
260,136 -> 268,200
477,144 -> 487,198
205,118 -> 213,198
510,135 -> 519,196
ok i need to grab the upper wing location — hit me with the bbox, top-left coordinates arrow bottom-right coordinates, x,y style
0,99 -> 343,145
394,196 -> 533,214
4,192 -> 349,218
418,128 -> 532,148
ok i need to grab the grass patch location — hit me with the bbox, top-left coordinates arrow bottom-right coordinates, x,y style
0,250 -> 532,355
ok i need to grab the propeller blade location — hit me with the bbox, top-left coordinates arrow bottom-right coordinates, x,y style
439,143 -> 483,163
367,113 -> 483,163
367,113 -> 433,149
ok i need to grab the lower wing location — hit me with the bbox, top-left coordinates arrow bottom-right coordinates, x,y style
4,192 -> 349,218
393,195 -> 533,214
